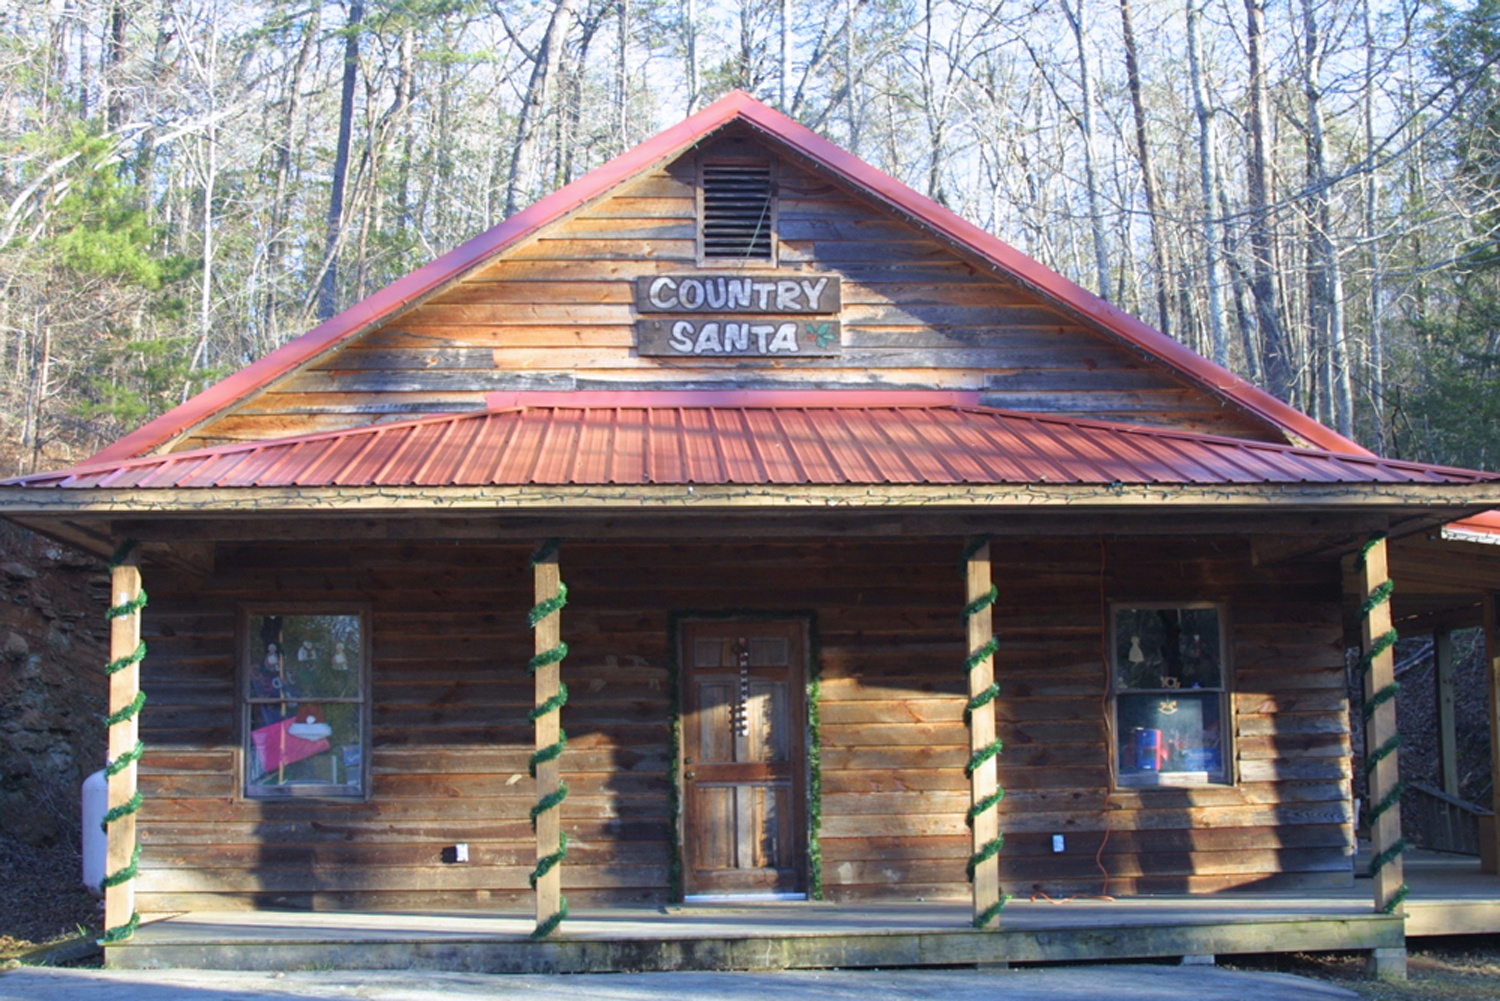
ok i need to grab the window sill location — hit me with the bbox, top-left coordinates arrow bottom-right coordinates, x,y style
1117,770 -> 1229,788
245,784 -> 365,800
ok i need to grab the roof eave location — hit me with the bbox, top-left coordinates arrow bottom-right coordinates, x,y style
5,481 -> 1499,517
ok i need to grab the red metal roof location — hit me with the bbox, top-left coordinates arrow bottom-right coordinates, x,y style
1443,509 -> 1500,543
85,91 -> 1370,467
16,394 -> 1493,491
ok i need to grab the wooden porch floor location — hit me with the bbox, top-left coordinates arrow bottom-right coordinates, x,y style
108,850 -> 1496,973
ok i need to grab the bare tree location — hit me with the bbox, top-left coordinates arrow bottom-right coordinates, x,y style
505,0 -> 579,218
1058,0 -> 1110,299
1244,0 -> 1294,401
318,0 -> 365,322
1187,0 -> 1228,367
1119,0 -> 1170,335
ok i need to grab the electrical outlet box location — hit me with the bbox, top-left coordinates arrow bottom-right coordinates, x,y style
1052,834 -> 1065,853
455,843 -> 470,863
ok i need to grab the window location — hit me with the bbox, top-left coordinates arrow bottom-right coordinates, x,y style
241,608 -> 368,798
1112,604 -> 1230,786
699,159 -> 776,263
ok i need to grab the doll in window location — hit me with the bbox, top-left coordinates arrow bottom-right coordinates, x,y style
249,641 -> 285,725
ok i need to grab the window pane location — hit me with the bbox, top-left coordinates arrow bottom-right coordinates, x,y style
1115,607 -> 1222,690
247,702 -> 364,793
1117,691 -> 1224,778
748,637 -> 788,666
694,638 -> 723,668
248,614 -> 361,701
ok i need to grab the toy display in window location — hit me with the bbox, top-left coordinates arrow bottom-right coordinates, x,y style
1118,693 -> 1223,775
246,613 -> 362,790
1115,606 -> 1226,782
248,641 -> 285,726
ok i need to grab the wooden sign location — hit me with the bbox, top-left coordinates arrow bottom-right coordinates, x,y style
635,273 -> 842,357
638,318 -> 841,357
635,274 -> 841,314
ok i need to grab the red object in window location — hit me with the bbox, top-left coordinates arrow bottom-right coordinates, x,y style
1135,728 -> 1165,771
251,716 -> 330,773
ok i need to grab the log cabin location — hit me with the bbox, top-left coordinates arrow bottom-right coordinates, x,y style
4,91 -> 1500,971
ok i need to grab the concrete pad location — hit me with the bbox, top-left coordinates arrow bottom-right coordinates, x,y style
0,964 -> 1360,1001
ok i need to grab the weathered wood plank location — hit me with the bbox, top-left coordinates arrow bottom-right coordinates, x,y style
135,534 -> 1353,909
136,863 -> 671,894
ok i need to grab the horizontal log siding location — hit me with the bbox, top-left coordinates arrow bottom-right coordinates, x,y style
173,156 -> 1278,452
134,536 -> 1350,911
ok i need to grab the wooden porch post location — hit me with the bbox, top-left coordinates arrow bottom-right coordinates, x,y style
963,538 -> 1002,929
1357,534 -> 1406,918
1485,594 -> 1500,870
103,543 -> 145,942
1434,629 -> 1459,798
529,541 -> 569,938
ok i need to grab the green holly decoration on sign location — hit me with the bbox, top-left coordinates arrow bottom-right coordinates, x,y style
805,322 -> 836,349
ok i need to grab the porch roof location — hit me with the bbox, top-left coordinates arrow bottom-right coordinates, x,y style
7,391 -> 1494,491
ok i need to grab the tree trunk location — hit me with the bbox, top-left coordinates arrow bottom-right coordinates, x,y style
618,0 -> 629,148
266,11 -> 317,349
318,0 -> 364,322
505,0 -> 579,219
1187,0 -> 1227,366
187,10 -> 222,390
780,0 -> 791,111
1060,0 -> 1111,299
1245,0 -> 1293,401
686,0 -> 700,113
1217,163 -> 1261,384
1302,0 -> 1351,434
1363,0 -> 1384,448
920,0 -> 948,205
1120,0 -> 1170,336
845,0 -> 857,153
104,3 -> 128,130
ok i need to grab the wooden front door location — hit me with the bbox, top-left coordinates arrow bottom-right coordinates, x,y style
681,620 -> 807,897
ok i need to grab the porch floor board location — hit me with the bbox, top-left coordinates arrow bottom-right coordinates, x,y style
107,850 -> 1495,972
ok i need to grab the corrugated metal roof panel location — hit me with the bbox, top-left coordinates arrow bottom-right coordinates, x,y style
8,399 -> 1497,492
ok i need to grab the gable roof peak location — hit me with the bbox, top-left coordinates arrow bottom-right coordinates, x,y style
83,89 -> 1366,467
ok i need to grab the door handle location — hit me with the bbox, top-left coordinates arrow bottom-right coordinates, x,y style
685,771 -> 695,780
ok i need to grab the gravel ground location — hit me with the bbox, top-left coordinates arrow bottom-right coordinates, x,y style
0,965 -> 1361,1001
1224,938 -> 1500,1001
0,833 -> 101,956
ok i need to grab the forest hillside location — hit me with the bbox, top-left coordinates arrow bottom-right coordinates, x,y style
3,0 -> 1500,472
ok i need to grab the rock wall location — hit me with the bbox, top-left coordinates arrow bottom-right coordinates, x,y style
0,523 -> 106,846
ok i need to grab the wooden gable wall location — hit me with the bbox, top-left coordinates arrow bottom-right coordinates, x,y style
170,130 -> 1283,452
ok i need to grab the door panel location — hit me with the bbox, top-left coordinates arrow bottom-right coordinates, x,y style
682,621 -> 806,896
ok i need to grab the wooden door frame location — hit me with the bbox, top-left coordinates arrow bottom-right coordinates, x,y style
670,611 -> 821,901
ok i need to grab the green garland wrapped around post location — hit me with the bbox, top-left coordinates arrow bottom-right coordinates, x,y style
960,535 -> 1005,929
1357,532 -> 1408,915
101,539 -> 146,944
528,538 -> 570,939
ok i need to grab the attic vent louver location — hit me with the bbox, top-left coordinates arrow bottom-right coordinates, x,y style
702,162 -> 774,260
